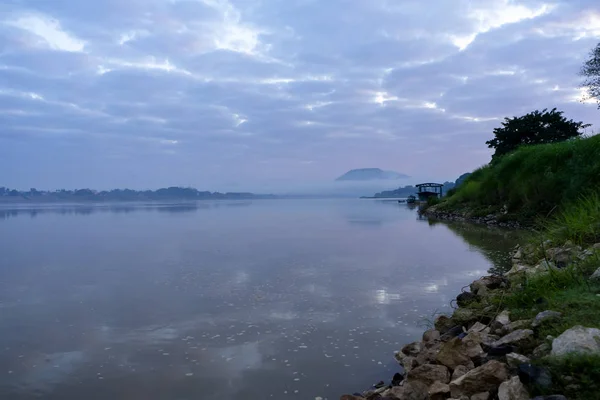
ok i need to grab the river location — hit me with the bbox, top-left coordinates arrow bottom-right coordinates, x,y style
0,199 -> 520,400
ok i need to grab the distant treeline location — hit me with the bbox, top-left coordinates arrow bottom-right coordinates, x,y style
0,186 -> 276,203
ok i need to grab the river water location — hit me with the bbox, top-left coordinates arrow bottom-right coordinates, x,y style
0,200 -> 520,400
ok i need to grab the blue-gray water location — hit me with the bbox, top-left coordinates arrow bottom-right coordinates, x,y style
0,200 -> 519,400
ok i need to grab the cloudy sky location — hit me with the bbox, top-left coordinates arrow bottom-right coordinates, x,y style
1,0 -> 599,191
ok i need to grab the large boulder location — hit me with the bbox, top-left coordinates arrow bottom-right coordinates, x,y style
470,276 -> 508,296
457,291 -> 480,307
435,315 -> 456,333
451,365 -> 470,381
551,325 -> 600,356
407,364 -> 450,386
498,376 -> 529,400
471,393 -> 490,400
436,337 -> 475,370
449,360 -> 510,398
416,341 -> 442,365
462,331 -> 485,358
492,329 -> 533,347
517,363 -> 552,389
591,267 -> 600,281
402,356 -> 419,373
532,311 -> 562,328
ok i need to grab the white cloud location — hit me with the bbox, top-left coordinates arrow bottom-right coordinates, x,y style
6,14 -> 85,52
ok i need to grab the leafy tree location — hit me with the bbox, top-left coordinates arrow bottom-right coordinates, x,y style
581,42 -> 600,108
486,108 -> 590,161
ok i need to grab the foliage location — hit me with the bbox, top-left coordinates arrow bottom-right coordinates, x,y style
581,42 -> 600,109
438,135 -> 600,224
538,354 -> 600,399
540,193 -> 600,245
486,108 -> 590,161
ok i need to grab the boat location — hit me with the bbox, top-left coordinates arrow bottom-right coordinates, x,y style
406,195 -> 416,204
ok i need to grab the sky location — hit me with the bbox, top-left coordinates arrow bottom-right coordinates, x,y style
0,0 -> 600,192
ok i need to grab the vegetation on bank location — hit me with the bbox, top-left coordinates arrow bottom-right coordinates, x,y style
435,134 -> 600,225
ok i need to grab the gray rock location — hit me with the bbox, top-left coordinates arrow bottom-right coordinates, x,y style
415,341 -> 442,366
506,353 -> 530,368
503,320 -> 531,334
462,332 -> 485,358
591,267 -> 600,281
470,392 -> 489,400
394,350 -> 406,364
551,325 -> 600,356
449,360 -> 510,398
468,322 -> 488,333
532,342 -> 551,359
498,376 -> 529,400
495,310 -> 511,326
402,341 -> 422,357
531,396 -> 567,400
492,329 -> 533,347
407,364 -> 450,386
340,395 -> 365,400
451,365 -> 470,381
423,329 -> 441,343
532,311 -> 562,328
428,381 -> 451,400
435,315 -> 456,334
517,363 -> 552,389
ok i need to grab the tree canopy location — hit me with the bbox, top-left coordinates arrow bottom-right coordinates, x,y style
485,108 -> 590,161
581,42 -> 600,108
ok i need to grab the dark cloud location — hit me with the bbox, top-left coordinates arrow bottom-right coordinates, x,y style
0,0 -> 599,190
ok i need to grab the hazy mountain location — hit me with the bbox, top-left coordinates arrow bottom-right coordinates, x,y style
335,168 -> 409,181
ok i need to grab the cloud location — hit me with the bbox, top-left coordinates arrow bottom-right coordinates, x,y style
0,0 -> 599,190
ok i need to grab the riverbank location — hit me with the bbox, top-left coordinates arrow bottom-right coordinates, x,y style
341,238 -> 600,400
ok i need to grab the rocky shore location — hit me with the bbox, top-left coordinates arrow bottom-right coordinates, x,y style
340,241 -> 600,400
422,206 -> 522,229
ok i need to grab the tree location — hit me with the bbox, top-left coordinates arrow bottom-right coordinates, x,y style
581,42 -> 600,108
485,108 -> 590,161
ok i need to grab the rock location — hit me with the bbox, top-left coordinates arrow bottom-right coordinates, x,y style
532,311 -> 562,328
594,243 -> 600,250
449,360 -> 510,398
428,381 -> 451,400
546,246 -> 579,265
551,325 -> 600,356
505,264 -> 530,277
452,365 -> 469,380
532,342 -> 551,359
503,320 -> 531,334
457,291 -> 480,307
416,341 -> 442,366
506,353 -> 530,368
495,311 -> 511,326
498,376 -> 529,400
392,372 -> 404,386
470,393 -> 489,400
469,322 -> 488,333
386,381 -> 428,400
441,326 -> 466,342
402,341 -> 422,357
517,363 -> 552,389
492,329 -> 533,347
340,395 -> 365,400
591,267 -> 600,281
526,261 -> 555,277
462,332 -> 485,358
435,315 -> 456,334
394,351 -> 406,363
402,356 -> 419,373
423,329 -> 441,343
436,337 -> 475,370
486,344 -> 516,357
453,308 -> 476,323
531,396 -> 567,400
407,364 -> 450,386
470,276 -> 508,295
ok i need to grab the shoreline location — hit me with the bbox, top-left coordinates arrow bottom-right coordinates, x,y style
341,233 -> 600,400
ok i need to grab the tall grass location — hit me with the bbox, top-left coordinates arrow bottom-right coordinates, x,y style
439,135 -> 600,224
541,193 -> 600,245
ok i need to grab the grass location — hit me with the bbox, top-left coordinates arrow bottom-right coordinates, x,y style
540,192 -> 600,246
437,135 -> 600,225
536,354 -> 600,399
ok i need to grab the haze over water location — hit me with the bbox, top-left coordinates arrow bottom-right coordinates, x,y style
0,200 -> 519,400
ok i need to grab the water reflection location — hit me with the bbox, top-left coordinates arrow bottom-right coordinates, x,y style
0,202 -> 253,220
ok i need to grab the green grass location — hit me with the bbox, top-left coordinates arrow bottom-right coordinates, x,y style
438,135 -> 600,225
540,193 -> 600,246
535,354 -> 600,399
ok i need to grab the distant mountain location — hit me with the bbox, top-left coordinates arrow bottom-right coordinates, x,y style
335,168 -> 409,182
